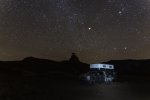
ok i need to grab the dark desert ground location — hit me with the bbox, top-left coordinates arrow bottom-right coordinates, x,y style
1,76 -> 150,100
0,56 -> 150,100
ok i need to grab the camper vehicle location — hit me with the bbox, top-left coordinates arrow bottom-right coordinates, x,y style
80,64 -> 115,84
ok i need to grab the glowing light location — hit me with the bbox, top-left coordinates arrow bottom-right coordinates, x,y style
124,47 -> 127,50
88,27 -> 91,30
118,11 -> 122,15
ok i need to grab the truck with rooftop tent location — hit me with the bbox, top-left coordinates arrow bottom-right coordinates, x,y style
80,63 -> 115,84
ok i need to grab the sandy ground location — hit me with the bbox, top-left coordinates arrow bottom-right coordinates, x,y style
0,75 -> 150,100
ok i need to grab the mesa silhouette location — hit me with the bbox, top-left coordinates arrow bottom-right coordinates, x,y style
0,54 -> 150,82
0,54 -> 89,78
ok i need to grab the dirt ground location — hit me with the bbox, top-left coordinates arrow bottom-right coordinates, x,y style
0,75 -> 150,100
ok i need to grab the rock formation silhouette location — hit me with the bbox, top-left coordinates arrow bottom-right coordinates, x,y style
69,53 -> 80,63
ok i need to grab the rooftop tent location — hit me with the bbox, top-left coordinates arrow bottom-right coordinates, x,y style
90,64 -> 114,70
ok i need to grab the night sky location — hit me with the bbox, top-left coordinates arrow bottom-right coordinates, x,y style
0,0 -> 150,63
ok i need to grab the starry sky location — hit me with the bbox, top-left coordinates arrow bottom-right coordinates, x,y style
0,0 -> 150,63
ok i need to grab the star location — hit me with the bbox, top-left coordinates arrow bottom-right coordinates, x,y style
113,48 -> 117,51
88,27 -> 91,30
81,22 -> 84,24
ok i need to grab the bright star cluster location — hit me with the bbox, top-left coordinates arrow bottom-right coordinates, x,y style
0,0 -> 150,63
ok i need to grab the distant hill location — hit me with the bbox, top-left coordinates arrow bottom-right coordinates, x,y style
1,56 -> 150,82
104,59 -> 150,82
0,56 -> 89,78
